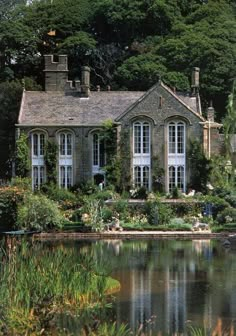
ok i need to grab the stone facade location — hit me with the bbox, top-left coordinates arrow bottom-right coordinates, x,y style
16,55 -> 223,192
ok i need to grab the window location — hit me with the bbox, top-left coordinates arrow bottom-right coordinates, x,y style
134,166 -> 150,189
33,166 -> 45,190
59,166 -> 72,189
59,133 -> 72,156
167,121 -> 186,192
92,133 -> 106,168
58,131 -> 73,189
31,132 -> 46,189
133,121 -> 151,190
32,133 -> 45,157
168,122 -> 184,154
134,121 -> 150,155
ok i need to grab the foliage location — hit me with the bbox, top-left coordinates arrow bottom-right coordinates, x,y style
130,186 -> 148,199
224,79 -> 236,182
111,199 -> 129,221
122,222 -> 192,231
0,80 -> 23,177
0,184 -> 26,228
170,201 -> 202,217
15,132 -> 30,177
213,186 -> 236,207
216,207 -> 236,225
99,120 -> 120,189
80,197 -> 105,232
91,322 -> 131,336
208,155 -> 232,189
0,240 -> 115,335
152,155 -> 165,193
16,193 -> 65,231
44,140 -> 58,184
188,139 -> 211,192
145,199 -> 173,226
198,195 -> 230,219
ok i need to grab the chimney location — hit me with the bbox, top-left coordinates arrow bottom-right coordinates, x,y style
207,101 -> 215,122
191,67 -> 200,95
81,66 -> 90,96
44,55 -> 68,91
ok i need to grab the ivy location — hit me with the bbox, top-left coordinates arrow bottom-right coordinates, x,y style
188,139 -> 211,193
45,140 -> 58,184
15,133 -> 30,178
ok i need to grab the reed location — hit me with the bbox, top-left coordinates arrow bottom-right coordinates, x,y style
0,238 -> 118,335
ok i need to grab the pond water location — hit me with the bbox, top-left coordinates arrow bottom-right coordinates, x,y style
61,239 -> 236,335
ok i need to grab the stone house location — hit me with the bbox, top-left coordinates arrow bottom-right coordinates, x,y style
16,55 -> 223,192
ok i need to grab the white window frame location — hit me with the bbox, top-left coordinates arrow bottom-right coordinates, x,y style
167,121 -> 186,192
133,121 -> 150,156
133,121 -> 151,190
31,132 -> 46,190
92,132 -> 106,175
58,131 -> 73,189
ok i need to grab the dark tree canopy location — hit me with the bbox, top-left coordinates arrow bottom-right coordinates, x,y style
0,0 -> 235,176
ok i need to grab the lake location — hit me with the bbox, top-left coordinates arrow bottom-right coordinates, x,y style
63,239 -> 236,335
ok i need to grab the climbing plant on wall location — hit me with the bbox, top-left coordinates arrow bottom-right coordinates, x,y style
15,133 -> 30,178
224,80 -> 236,186
188,139 -> 211,193
45,140 -> 58,184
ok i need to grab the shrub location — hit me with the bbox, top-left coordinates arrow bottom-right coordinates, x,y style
130,186 -> 148,199
198,195 -> 230,219
171,202 -> 202,217
111,199 -> 129,221
101,206 -> 113,223
0,185 -> 25,228
16,193 -> 64,231
80,197 -> 105,232
145,200 -> 173,226
216,207 -> 236,225
41,183 -> 78,210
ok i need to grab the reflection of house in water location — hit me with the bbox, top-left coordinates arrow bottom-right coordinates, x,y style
114,240 -> 232,335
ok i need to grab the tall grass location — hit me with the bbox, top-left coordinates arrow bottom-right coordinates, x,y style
0,238 -> 117,335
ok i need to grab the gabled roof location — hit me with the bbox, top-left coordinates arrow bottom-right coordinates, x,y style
17,81 -> 205,127
17,90 -> 145,126
116,81 -> 205,122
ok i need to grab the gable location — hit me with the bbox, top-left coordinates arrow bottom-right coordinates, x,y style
116,81 -> 205,124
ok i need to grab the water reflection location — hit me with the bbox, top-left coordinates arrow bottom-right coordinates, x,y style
80,239 -> 236,335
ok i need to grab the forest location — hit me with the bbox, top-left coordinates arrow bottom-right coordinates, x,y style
0,0 -> 235,177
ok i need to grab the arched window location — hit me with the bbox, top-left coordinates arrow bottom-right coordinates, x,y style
31,132 -> 45,189
167,121 -> 186,192
133,121 -> 151,190
134,121 -> 150,155
92,133 -> 106,177
59,132 -> 72,156
58,131 -> 73,189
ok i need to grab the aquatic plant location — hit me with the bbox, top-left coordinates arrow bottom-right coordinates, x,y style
0,239 -> 119,335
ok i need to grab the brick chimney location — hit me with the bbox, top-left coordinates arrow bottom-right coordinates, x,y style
44,55 -> 68,91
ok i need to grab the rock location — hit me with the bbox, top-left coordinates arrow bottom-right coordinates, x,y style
192,221 -> 209,231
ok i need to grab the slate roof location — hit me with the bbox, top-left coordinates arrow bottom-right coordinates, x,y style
18,91 -> 145,126
18,83 -> 204,126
